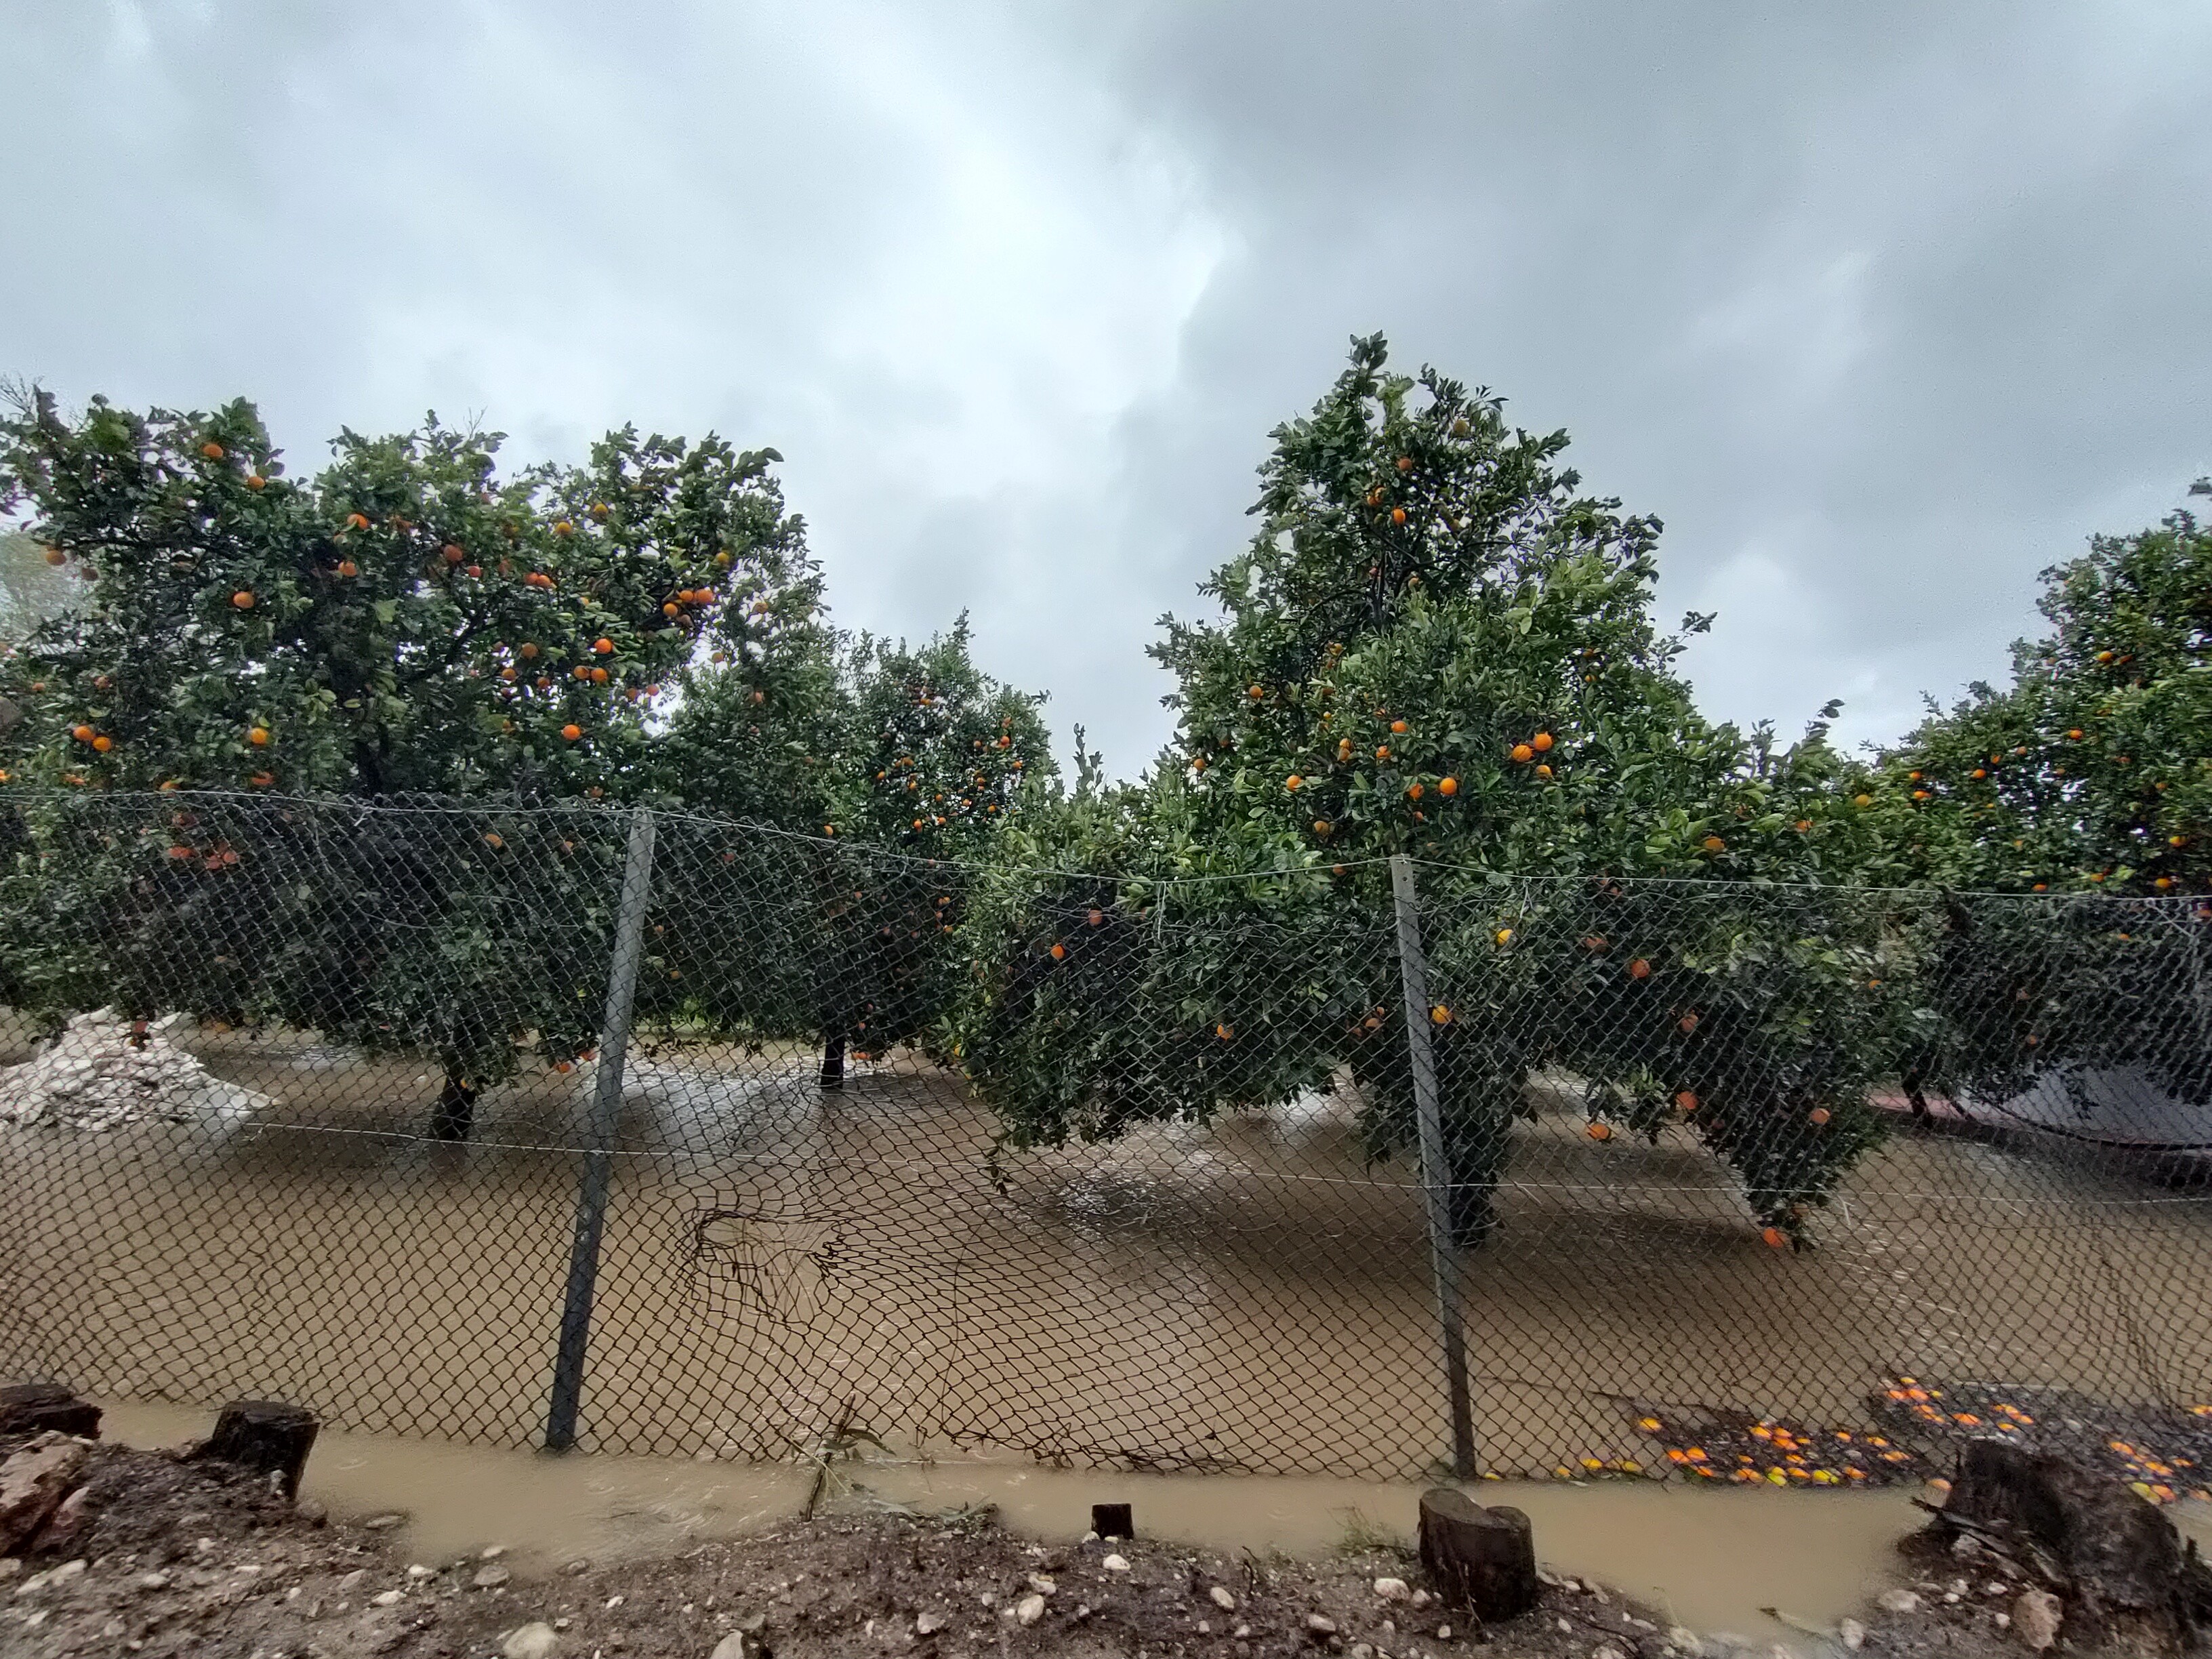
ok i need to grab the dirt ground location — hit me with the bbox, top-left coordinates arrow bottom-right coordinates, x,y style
1,1433 -> 2037,1659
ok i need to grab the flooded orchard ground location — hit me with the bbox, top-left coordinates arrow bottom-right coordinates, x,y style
5,1026 -> 2212,1481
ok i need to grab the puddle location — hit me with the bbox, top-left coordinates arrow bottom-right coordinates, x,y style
105,1397 -> 2212,1647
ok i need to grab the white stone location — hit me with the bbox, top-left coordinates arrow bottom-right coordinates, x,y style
1351,1645 -> 1374,1658
1411,1589 -> 1433,1610
1017,1593 -> 1046,1626
136,1571 -> 171,1591
710,1637 -> 749,1659
1665,1626 -> 1703,1656
407,1563 -> 434,1580
1027,1574 -> 1056,1595
1374,1578 -> 1410,1601
1839,1618 -> 1865,1651
1595,1645 -> 1629,1659
1211,1586 -> 1237,1610
1102,1555 -> 1130,1572
915,1610 -> 945,1635
0,1009 -> 271,1130
1877,1590 -> 1921,1615
504,1621 -> 561,1659
483,1545 -> 507,1559
1307,1614 -> 1340,1634
337,1569 -> 367,1589
371,1588 -> 405,1605
1436,1625 -> 1452,1640
475,1564 -> 513,1589
2013,1590 -> 2062,1652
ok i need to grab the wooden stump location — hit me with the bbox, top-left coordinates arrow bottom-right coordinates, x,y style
1929,1439 -> 2212,1657
191,1400 -> 319,1500
1418,1488 -> 1538,1622
0,1382 -> 101,1440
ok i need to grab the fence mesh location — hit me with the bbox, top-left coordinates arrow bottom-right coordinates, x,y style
1,790 -> 2209,1496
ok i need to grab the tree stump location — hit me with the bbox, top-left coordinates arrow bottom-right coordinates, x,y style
1929,1439 -> 2212,1656
1418,1488 -> 1538,1622
0,1382 -> 101,1440
191,1400 -> 319,1499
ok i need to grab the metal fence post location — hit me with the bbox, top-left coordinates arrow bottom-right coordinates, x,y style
1389,853 -> 1478,1479
544,806 -> 656,1453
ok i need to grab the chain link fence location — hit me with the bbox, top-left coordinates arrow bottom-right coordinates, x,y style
1,790 -> 2209,1496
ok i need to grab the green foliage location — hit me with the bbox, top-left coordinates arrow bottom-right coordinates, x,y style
953,336 -> 1898,1243
0,390 -> 801,1128
1873,480 -> 2212,898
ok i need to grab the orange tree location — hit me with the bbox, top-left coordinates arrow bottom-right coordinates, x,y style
1862,480 -> 2212,1122
0,390 -> 805,1136
951,337 -> 1903,1245
649,615 -> 1054,1084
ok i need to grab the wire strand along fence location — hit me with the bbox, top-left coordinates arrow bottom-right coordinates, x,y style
1,789 -> 2209,1494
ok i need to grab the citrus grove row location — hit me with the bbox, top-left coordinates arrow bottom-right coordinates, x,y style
0,337 -> 2204,1243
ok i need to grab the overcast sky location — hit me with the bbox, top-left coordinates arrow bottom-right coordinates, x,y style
5,1 -> 2208,777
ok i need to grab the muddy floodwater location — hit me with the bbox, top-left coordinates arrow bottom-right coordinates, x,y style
90,1397 -> 2212,1651
5,1028 -> 2212,1483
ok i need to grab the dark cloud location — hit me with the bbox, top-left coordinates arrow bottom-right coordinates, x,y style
5,1 -> 2207,776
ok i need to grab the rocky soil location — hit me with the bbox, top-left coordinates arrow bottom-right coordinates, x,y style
0,1420 -> 2061,1659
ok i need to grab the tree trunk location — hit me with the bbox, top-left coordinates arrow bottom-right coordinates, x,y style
0,1382 -> 101,1439
1418,1488 -> 1539,1620
191,1399 -> 319,1500
428,1070 -> 479,1142
1928,1439 -> 2212,1657
819,1032 -> 845,1092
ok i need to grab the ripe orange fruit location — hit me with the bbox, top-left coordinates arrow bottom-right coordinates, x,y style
1678,1012 -> 1700,1034
443,544 -> 466,565
499,667 -> 517,681
1438,776 -> 1458,796
1376,745 -> 1391,760
590,666 -> 609,684
483,832 -> 504,849
1396,455 -> 1413,472
1390,507 -> 1407,525
1912,789 -> 1930,800
91,734 -> 112,752
1761,1227 -> 1788,1250
1431,1004 -> 1453,1025
42,547 -> 65,567
1809,1107 -> 1831,1126
2032,882 -> 2048,892
2067,728 -> 2083,740
1853,792 -> 1872,806
573,665 -> 590,680
1532,733 -> 1554,752
201,441 -> 224,460
1702,835 -> 1725,853
346,512 -> 371,531
1587,1122 -> 1613,1142
249,771 -> 273,787
231,590 -> 255,609
247,474 -> 266,490
1313,819 -> 1331,835
1629,958 -> 1651,980
1494,927 -> 1513,945
1675,1090 -> 1698,1113
1391,719 -> 1408,734
2096,649 -> 2114,663
1215,1022 -> 1234,1040
1248,683 -> 1265,699
1795,819 -> 1812,832
248,727 -> 270,746
1509,743 -> 1532,763
1535,764 -> 1553,779
1050,943 -> 1066,961
1582,935 -> 1607,951
561,724 -> 582,741
168,844 -> 192,860
554,519 -> 575,536
592,636 -> 615,655
1286,773 -> 1303,791
70,724 -> 94,743
2155,877 -> 2174,890
1971,769 -> 1987,780
1088,908 -> 1105,928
